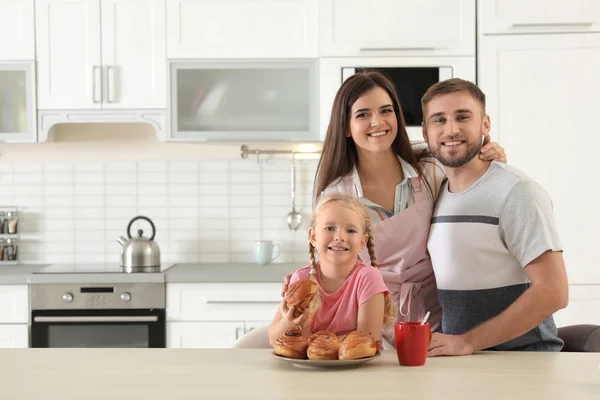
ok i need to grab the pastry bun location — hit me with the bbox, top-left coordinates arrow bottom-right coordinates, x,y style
286,279 -> 319,318
307,330 -> 342,360
273,328 -> 309,359
338,330 -> 377,361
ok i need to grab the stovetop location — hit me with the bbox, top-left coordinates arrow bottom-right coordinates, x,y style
32,264 -> 175,274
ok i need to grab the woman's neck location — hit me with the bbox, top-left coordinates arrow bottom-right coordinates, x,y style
318,260 -> 357,294
356,149 -> 403,185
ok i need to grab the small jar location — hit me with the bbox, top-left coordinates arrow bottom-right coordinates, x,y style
0,238 -> 4,260
6,211 -> 18,234
4,238 -> 17,261
0,211 -> 5,234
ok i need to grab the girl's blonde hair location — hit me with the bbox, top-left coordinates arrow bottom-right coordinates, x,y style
308,193 -> 397,329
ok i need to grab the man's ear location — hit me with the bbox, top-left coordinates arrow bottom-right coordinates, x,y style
481,115 -> 491,143
422,122 -> 428,143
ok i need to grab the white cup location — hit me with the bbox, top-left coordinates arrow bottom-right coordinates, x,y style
254,240 -> 281,265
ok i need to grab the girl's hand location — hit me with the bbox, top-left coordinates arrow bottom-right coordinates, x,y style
278,298 -> 309,328
281,272 -> 293,297
479,132 -> 507,163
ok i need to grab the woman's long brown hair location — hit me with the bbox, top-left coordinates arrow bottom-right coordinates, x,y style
314,71 -> 423,200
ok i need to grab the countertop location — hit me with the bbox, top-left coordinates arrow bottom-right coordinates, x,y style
0,263 -> 298,285
0,349 -> 598,400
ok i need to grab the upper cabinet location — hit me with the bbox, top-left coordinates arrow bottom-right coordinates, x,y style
166,0 -> 318,58
479,0 -> 600,34
0,0 -> 35,60
319,0 -> 475,57
0,62 -> 37,142
35,0 -> 166,110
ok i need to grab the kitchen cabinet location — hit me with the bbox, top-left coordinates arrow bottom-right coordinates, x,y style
319,0 -> 475,57
35,0 -> 166,110
0,285 -> 28,323
478,33 -> 600,286
0,62 -> 36,142
0,324 -> 28,348
166,0 -> 318,58
0,0 -> 34,60
166,283 -> 279,348
167,320 -> 271,348
479,0 -> 600,35
169,61 -> 318,142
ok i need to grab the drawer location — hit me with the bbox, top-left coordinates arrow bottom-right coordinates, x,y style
166,283 -> 281,322
0,285 -> 28,323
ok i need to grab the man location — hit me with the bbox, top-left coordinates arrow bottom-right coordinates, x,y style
421,78 -> 568,356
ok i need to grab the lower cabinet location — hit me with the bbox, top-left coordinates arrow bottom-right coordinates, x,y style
0,324 -> 28,348
166,283 -> 279,349
167,321 -> 271,349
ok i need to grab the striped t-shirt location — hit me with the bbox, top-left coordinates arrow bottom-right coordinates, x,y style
427,161 -> 564,351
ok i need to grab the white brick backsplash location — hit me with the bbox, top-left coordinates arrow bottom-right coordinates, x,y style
1,159 -> 317,267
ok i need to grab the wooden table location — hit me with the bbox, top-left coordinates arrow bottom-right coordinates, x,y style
0,349 -> 598,399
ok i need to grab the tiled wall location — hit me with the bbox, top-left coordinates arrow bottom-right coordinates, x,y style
0,159 -> 318,266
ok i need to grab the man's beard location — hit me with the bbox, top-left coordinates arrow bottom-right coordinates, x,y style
429,136 -> 483,168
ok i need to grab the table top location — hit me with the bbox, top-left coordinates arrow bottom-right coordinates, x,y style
0,348 -> 598,400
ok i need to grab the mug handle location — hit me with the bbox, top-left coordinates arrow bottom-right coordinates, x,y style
427,325 -> 432,344
271,244 -> 281,261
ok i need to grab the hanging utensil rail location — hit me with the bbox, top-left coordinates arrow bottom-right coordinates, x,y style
240,145 -> 321,162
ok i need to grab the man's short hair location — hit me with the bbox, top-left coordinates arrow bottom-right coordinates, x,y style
421,78 -> 486,118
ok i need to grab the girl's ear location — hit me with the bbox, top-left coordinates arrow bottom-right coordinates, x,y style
361,233 -> 368,249
308,226 -> 317,247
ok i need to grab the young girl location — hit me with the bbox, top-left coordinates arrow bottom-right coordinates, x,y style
268,193 -> 396,346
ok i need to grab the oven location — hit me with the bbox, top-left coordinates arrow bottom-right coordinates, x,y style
30,282 -> 165,348
319,57 -> 476,141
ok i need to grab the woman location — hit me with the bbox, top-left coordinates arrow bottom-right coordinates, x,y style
283,71 -> 506,343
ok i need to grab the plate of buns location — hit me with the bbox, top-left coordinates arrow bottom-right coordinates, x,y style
272,329 -> 381,368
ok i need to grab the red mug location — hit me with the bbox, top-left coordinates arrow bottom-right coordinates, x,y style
394,322 -> 432,366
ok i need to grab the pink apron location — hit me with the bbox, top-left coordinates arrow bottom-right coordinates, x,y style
351,176 -> 442,340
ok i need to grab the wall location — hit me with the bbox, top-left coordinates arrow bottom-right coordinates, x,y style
0,124 -> 321,266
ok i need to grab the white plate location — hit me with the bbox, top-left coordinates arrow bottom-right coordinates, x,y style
272,352 -> 380,369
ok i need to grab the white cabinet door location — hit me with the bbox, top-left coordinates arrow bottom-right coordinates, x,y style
0,0 -> 34,60
0,285 -> 28,323
0,62 -> 37,142
167,322 -> 245,348
319,0 -> 475,56
0,324 -> 28,348
478,33 -> 600,285
479,0 -> 600,34
167,0 -> 318,58
101,0 -> 166,109
166,283 -> 281,322
35,0 -> 102,109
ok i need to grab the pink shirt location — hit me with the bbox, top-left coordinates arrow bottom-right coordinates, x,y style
289,260 -> 389,337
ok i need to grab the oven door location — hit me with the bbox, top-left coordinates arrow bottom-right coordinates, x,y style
31,309 -> 165,348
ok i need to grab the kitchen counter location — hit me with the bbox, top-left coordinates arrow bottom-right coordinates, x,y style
165,263 -> 297,283
0,264 -> 48,284
0,349 -> 598,400
0,263 -> 298,285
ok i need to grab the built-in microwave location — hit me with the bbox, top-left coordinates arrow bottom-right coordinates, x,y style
319,57 -> 475,141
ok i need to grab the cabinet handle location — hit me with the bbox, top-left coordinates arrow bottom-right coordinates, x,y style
360,46 -> 437,52
511,22 -> 593,28
106,66 -> 116,103
92,66 -> 101,103
235,327 -> 245,340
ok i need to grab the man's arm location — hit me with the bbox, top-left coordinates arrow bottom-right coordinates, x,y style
428,250 -> 568,356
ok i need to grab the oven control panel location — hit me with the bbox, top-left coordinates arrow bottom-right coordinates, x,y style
31,283 -> 165,310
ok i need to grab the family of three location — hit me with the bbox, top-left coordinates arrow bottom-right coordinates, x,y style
269,72 -> 568,356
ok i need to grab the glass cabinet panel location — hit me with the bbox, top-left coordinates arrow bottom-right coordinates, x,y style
170,61 -> 318,141
0,63 -> 36,142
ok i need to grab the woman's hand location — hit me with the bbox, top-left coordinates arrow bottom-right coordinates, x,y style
479,132 -> 507,163
281,272 -> 293,297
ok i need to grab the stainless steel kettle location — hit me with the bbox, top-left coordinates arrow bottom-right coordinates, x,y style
117,216 -> 161,272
